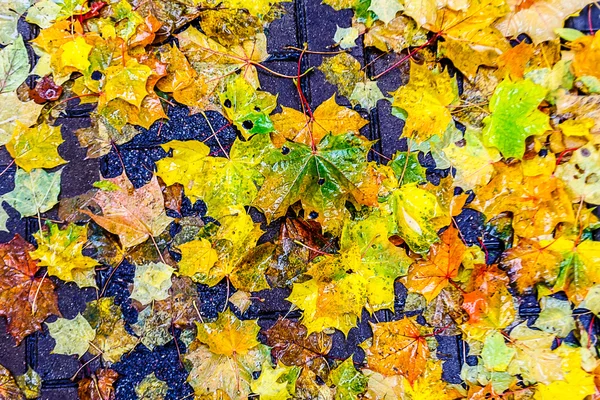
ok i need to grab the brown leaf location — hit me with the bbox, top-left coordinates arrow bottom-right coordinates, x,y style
29,76 -> 62,104
154,276 -> 200,328
78,368 -> 118,400
265,318 -> 332,377
0,235 -> 60,344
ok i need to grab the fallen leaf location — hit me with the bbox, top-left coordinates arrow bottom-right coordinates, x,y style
31,222 -> 99,288
0,235 -> 60,344
83,174 -> 172,248
46,313 -> 96,357
364,317 -> 430,384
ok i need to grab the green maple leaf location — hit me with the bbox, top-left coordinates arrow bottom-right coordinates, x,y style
254,133 -> 374,232
482,79 -> 551,159
1,168 -> 62,218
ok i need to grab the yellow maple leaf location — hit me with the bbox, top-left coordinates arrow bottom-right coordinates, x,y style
391,62 -> 458,142
176,239 -> 219,281
5,122 -> 66,172
186,310 -> 269,398
103,59 -> 152,108
30,222 -> 99,288
270,95 -> 368,147
60,36 -> 92,71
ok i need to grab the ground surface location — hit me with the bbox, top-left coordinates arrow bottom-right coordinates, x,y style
0,1 -> 599,399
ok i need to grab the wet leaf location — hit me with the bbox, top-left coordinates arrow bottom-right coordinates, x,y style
0,235 -> 60,344
363,317 -> 430,384
83,174 -> 172,248
47,313 -> 96,357
78,368 -> 118,400
31,222 -> 99,288
186,310 -> 269,398
130,262 -> 174,306
135,373 -> 169,400
482,79 -> 550,159
1,168 -> 62,218
83,297 -> 138,364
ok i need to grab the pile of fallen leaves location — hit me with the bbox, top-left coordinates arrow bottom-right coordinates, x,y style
0,0 -> 599,398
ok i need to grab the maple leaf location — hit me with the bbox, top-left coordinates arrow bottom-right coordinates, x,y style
334,25 -> 359,49
254,133 -> 377,233
153,276 -> 201,329
1,168 -> 62,219
14,367 -> 41,400
288,255 -> 367,335
501,238 -> 562,293
318,53 -> 364,100
131,306 -> 172,350
60,36 -> 92,72
389,151 -> 427,185
176,239 -> 218,281
186,310 -> 269,399
265,318 -> 332,377
494,0 -> 594,44
482,78 -> 551,159
30,222 -> 99,288
461,265 -> 516,341
270,95 -> 368,147
46,313 -> 96,357
391,61 -> 459,142
469,163 -> 574,238
0,363 -> 24,400
130,262 -> 174,306
340,210 -> 413,311
0,235 -> 60,344
251,362 -> 300,400
175,27 -> 268,107
444,129 -> 501,190
83,174 -> 172,248
542,237 -> 600,304
404,0 -> 510,79
78,368 -> 118,400
75,114 -> 141,158
364,15 -> 428,53
82,297 -> 138,364
0,36 -> 29,94
405,225 -> 466,302
176,210 -> 268,291
363,317 -> 430,384
103,59 -> 152,108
